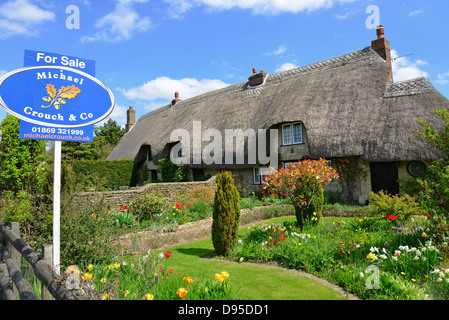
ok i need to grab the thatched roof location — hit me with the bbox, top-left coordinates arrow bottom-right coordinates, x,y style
108,46 -> 448,166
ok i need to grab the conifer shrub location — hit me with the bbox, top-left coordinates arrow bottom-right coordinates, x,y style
211,171 -> 240,256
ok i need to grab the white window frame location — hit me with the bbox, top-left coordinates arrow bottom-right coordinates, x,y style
253,167 -> 270,185
282,122 -> 303,146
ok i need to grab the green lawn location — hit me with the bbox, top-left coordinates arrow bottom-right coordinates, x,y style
162,216 -> 350,300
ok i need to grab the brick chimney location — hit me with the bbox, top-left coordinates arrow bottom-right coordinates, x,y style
171,91 -> 181,106
248,68 -> 267,87
371,25 -> 393,83
126,106 -> 135,133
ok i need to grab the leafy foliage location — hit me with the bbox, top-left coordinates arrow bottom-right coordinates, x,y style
212,171 -> 240,256
61,119 -> 125,160
130,191 -> 169,220
401,108 -> 449,216
72,159 -> 137,190
303,187 -> 324,225
157,158 -> 188,182
368,190 -> 425,221
0,115 -> 47,193
184,185 -> 216,206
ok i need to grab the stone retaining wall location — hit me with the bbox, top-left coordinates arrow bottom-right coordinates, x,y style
76,176 -> 216,209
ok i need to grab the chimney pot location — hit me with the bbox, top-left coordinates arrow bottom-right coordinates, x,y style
253,68 -> 257,74
175,92 -> 179,99
129,106 -> 133,110
376,25 -> 384,39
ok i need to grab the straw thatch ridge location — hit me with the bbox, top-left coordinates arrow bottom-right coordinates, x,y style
108,46 -> 448,166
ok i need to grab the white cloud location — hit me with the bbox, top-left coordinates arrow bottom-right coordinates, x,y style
409,9 -> 424,17
81,0 -> 152,42
98,103 -> 128,126
165,0 -> 357,17
267,45 -> 287,56
335,10 -> 356,20
436,72 -> 449,85
275,62 -> 299,72
165,0 -> 195,19
118,76 -> 229,111
0,0 -> 55,39
391,50 -> 429,82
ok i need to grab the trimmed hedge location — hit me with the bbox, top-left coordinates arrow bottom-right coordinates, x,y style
72,159 -> 138,191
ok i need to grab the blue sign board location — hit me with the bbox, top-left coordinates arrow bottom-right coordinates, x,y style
19,120 -> 94,142
0,65 -> 114,128
18,50 -> 98,141
23,49 -> 96,76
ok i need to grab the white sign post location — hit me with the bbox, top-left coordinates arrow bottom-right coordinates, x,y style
53,140 -> 61,274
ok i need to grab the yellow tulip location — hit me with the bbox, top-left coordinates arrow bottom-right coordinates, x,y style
143,293 -> 154,300
84,272 -> 93,281
177,288 -> 188,298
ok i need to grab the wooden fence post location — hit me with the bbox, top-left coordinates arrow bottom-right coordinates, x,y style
41,244 -> 53,300
10,222 -> 20,300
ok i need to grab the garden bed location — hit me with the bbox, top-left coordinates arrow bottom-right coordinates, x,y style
115,204 -> 295,254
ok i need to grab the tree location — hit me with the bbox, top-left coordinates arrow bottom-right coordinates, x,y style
0,115 -> 47,193
401,108 -> 449,216
263,158 -> 338,231
94,118 -> 125,147
61,119 -> 125,160
211,171 -> 240,256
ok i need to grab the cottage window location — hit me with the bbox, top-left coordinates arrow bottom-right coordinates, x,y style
282,122 -> 303,145
253,167 -> 270,185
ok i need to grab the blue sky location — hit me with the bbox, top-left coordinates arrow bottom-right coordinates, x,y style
1,0 -> 449,128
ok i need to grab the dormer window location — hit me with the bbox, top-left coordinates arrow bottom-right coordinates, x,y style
282,122 -> 303,145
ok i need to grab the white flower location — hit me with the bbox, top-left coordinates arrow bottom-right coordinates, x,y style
393,256 -> 398,261
370,247 -> 379,253
238,239 -> 243,245
360,272 -> 364,278
431,269 -> 441,274
382,248 -> 387,254
437,278 -> 443,282
414,256 -> 420,261
380,254 -> 387,260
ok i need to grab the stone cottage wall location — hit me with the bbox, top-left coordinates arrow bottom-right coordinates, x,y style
76,176 -> 216,209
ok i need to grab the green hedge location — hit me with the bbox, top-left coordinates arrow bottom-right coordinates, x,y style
72,159 -> 138,191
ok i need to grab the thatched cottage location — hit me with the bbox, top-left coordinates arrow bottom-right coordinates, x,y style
108,26 -> 449,203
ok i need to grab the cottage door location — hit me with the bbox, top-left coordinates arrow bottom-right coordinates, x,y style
369,162 -> 400,195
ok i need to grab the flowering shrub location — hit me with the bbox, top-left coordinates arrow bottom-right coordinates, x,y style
263,158 -> 338,231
